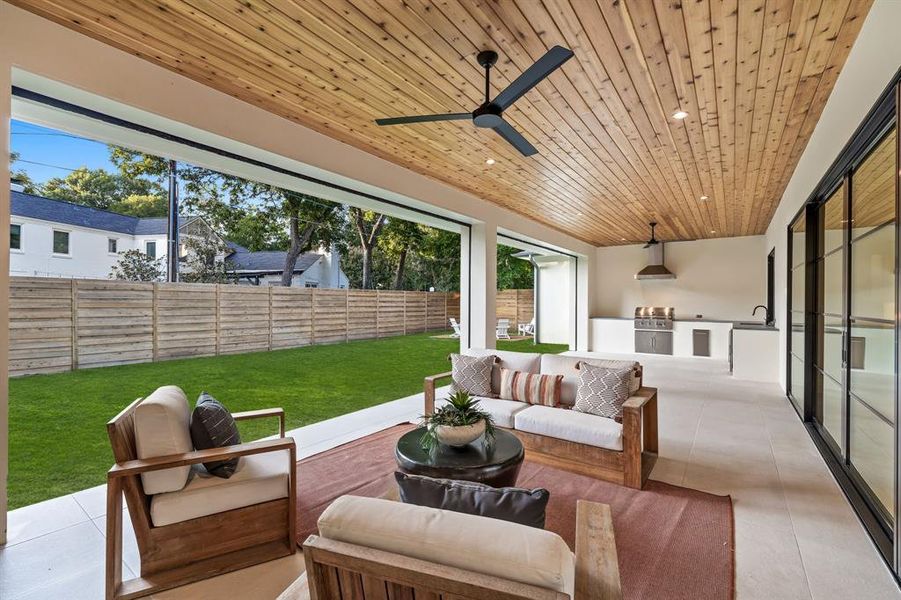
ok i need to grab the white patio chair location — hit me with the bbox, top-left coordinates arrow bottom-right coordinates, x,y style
518,318 -> 536,336
496,318 -> 511,340
449,317 -> 462,338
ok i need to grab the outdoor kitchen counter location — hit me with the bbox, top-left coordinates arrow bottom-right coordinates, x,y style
589,317 -> 732,360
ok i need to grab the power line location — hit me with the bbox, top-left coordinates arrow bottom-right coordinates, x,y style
13,158 -> 81,172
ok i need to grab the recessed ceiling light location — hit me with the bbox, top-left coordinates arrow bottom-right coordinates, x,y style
577,212 -> 584,216
710,230 -> 716,234
485,158 -> 496,165
700,195 -> 709,201
671,110 -> 689,120
620,237 -> 626,241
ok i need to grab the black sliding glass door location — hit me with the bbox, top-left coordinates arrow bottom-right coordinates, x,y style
786,75 -> 899,572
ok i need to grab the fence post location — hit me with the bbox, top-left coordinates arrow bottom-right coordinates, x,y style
403,291 -> 407,336
152,282 -> 159,362
376,290 -> 381,338
71,279 -> 78,371
215,283 -> 221,356
311,288 -> 316,345
268,285 -> 274,351
345,289 -> 350,342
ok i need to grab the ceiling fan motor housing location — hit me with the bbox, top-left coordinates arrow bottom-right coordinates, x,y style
472,104 -> 504,128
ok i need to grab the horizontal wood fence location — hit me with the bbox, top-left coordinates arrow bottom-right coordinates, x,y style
495,289 -> 534,329
10,277 -> 530,377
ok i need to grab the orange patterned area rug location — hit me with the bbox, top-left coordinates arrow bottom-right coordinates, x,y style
296,424 -> 734,600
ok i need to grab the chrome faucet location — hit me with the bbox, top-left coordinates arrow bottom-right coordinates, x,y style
752,305 -> 771,325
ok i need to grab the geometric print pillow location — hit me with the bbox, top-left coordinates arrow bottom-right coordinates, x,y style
572,362 -> 633,421
450,353 -> 497,397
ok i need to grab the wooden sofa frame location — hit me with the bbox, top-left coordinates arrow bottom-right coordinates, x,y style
105,399 -> 297,600
285,500 -> 621,600
424,366 -> 658,489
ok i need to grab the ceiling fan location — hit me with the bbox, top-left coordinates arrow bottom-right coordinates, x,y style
375,46 -> 574,157
643,222 -> 660,248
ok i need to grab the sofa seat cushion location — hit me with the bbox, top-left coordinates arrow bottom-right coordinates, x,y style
134,386 -> 193,495
514,405 -> 623,451
435,397 -> 530,428
150,449 -> 291,527
318,495 -> 574,596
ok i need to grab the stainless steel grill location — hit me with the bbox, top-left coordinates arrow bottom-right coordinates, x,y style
634,307 -> 674,354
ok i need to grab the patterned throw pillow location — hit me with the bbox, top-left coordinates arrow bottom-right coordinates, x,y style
572,362 -> 633,421
189,392 -> 241,478
499,368 -> 564,407
450,353 -> 496,397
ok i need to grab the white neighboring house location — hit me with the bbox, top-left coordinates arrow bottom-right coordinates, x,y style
9,186 -> 225,279
225,242 -> 348,288
9,185 -> 348,287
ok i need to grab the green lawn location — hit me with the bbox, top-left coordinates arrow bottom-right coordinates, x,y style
9,333 -> 566,509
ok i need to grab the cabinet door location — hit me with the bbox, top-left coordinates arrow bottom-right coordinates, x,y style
656,333 -> 673,355
634,332 -> 652,353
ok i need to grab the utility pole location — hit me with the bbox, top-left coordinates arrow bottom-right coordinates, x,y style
167,159 -> 179,282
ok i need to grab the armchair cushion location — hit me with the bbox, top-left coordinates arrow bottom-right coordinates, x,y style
318,495 -> 574,596
149,449 -> 291,527
514,405 -> 623,451
190,392 -> 241,478
134,386 -> 193,494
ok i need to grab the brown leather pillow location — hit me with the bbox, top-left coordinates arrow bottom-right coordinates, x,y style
394,472 -> 549,529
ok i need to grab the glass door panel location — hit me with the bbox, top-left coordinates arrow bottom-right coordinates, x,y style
815,185 -> 846,449
848,128 -> 896,523
789,212 -> 807,410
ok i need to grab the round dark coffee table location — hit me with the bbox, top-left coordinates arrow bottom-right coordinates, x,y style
395,428 -> 524,488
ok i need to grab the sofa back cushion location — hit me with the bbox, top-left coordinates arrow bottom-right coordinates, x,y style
318,495 -> 574,595
464,348 -> 541,396
540,354 -> 641,406
134,385 -> 193,494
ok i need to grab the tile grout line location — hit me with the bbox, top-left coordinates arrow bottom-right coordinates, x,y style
757,392 -> 815,600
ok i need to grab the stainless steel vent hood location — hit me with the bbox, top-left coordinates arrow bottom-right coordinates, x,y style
636,242 -> 676,280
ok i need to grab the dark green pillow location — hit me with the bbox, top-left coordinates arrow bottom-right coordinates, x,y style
394,472 -> 549,528
190,392 -> 241,478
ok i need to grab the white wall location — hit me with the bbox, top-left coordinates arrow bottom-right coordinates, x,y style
594,235 -> 767,321
764,0 -> 901,390
9,217 -> 126,278
536,257 -> 571,344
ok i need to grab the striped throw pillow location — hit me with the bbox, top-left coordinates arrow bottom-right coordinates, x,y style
499,368 -> 563,407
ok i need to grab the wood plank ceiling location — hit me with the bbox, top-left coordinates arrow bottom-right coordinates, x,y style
10,0 -> 873,246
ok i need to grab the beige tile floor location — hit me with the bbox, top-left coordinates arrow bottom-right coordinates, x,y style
1,353 -> 899,599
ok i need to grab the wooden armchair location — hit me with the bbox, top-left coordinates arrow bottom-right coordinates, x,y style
279,499 -> 622,600
106,397 -> 297,600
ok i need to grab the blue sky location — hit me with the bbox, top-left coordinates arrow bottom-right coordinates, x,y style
10,119 -> 117,184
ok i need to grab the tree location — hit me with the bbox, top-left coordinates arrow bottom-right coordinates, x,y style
41,166 -> 163,209
9,152 -> 38,193
109,147 -> 340,284
382,219 -> 425,290
349,208 -> 386,289
180,237 -> 230,284
108,194 -> 168,217
497,244 -> 534,290
110,249 -> 164,281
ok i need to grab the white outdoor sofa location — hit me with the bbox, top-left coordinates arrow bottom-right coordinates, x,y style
425,350 -> 658,489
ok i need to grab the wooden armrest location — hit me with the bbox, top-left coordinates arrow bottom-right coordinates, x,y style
424,371 -> 453,415
233,407 -> 286,437
107,437 -> 295,479
622,387 -> 656,410
575,500 -> 622,600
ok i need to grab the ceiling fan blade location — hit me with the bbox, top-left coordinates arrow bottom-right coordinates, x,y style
491,119 -> 538,157
491,45 -> 574,110
375,113 -> 471,126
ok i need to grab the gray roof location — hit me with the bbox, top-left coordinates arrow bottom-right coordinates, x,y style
11,191 -> 194,235
226,250 -> 321,274
12,190 -> 140,234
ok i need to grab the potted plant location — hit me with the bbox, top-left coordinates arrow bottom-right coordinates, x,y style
420,390 -> 496,451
